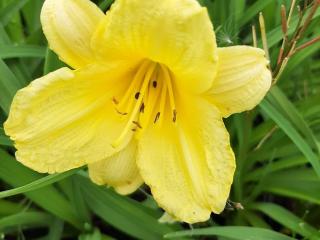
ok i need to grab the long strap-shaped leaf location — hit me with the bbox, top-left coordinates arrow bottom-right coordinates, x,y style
0,211 -> 52,233
260,93 -> 320,178
165,226 -> 295,240
0,149 -> 83,229
0,0 -> 31,26
0,59 -> 22,114
0,45 -> 46,59
77,174 -> 185,240
251,203 -> 320,240
0,168 -> 80,199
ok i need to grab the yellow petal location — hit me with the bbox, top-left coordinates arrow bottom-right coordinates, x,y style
207,46 -> 272,117
158,212 -> 177,224
41,0 -> 104,68
88,140 -> 143,195
137,96 -> 235,223
4,65 -> 133,173
92,0 -> 218,93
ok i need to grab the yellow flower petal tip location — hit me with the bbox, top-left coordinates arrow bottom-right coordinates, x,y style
88,140 -> 143,195
207,46 -> 272,117
158,212 -> 178,224
5,0 -> 271,223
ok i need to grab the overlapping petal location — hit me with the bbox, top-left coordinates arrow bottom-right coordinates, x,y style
41,0 -> 104,68
4,0 -> 273,224
92,0 -> 218,93
137,96 -> 235,223
207,46 -> 272,117
4,64 -> 135,173
89,140 -> 143,195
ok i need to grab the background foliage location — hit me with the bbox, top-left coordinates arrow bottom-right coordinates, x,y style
0,0 -> 319,239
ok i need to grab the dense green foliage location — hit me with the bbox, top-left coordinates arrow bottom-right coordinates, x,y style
0,0 -> 319,239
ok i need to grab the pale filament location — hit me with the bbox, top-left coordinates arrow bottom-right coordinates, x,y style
111,60 -> 177,148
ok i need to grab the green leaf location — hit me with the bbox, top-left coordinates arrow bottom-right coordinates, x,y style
165,226 -> 295,240
268,86 -> 319,153
0,127 -> 12,146
0,44 -> 46,59
0,59 -> 22,114
0,199 -> 25,216
0,0 -> 31,26
79,228 -> 102,240
99,0 -> 114,11
0,211 -> 52,233
0,168 -> 80,199
0,23 -> 10,44
242,211 -> 271,229
245,156 -> 308,182
261,170 -> 320,205
238,0 -> 273,27
0,149 -> 83,229
78,175 -> 182,240
45,218 -> 64,240
21,0 -> 42,33
260,96 -> 320,178
43,48 -> 66,74
251,203 -> 320,239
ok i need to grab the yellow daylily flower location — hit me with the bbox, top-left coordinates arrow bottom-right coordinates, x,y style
4,0 -> 272,223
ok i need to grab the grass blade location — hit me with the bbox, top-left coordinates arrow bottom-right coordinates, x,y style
260,97 -> 320,178
0,0 -> 30,26
238,0 -> 273,27
0,59 -> 22,114
0,44 -> 46,59
0,211 -> 52,233
165,226 -> 295,240
251,203 -> 320,239
78,175 -> 182,240
0,127 -> 12,146
0,168 -> 80,199
0,149 -> 83,229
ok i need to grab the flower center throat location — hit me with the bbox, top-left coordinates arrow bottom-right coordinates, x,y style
112,60 -> 177,147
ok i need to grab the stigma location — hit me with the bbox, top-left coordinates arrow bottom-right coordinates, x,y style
111,60 -> 177,148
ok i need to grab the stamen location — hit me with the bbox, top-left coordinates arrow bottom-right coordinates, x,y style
153,81 -> 157,88
113,61 -> 178,145
158,75 -> 167,126
116,109 -> 128,116
133,121 -> 142,129
112,97 -> 119,105
140,103 -> 145,113
160,65 -> 177,122
117,61 -> 149,109
112,62 -> 157,148
154,112 -> 160,123
136,68 -> 162,138
173,109 -> 177,122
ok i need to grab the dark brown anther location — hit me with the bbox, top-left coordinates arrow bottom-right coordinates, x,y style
112,97 -> 119,105
116,109 -> 128,116
135,92 -> 140,100
140,103 -> 145,113
133,121 -> 142,129
154,112 -> 160,123
173,109 -> 177,122
131,128 -> 137,132
152,81 -> 157,88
